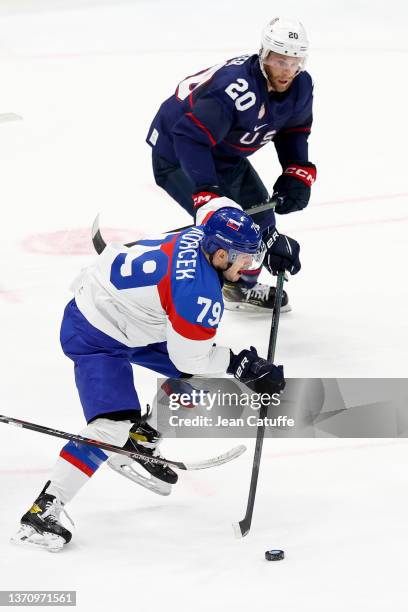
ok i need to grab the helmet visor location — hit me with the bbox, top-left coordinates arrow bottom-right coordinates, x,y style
228,242 -> 266,271
263,51 -> 305,74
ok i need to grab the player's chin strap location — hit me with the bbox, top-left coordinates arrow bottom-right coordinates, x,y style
91,201 -> 276,255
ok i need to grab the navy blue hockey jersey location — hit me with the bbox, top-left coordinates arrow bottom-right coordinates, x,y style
146,54 -> 313,189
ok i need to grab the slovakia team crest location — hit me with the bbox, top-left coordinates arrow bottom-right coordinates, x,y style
226,218 -> 243,231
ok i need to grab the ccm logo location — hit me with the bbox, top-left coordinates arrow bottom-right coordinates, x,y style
284,166 -> 316,186
236,356 -> 249,378
193,192 -> 219,208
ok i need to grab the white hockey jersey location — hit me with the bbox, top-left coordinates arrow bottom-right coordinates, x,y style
72,227 -> 230,375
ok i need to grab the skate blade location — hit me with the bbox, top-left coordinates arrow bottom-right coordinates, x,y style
107,458 -> 172,496
223,301 -> 292,314
11,525 -> 66,553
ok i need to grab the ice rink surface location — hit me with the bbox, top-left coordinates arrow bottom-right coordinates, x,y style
1,1 -> 408,610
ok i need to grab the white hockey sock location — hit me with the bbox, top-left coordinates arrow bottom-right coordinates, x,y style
47,418 -> 131,505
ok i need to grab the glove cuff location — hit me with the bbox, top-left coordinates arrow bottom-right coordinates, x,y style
226,349 -> 236,375
192,185 -> 223,210
283,162 -> 316,187
263,226 -> 280,250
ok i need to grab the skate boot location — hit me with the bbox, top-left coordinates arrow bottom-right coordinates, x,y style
11,481 -> 73,553
223,280 -> 291,313
107,422 -> 178,496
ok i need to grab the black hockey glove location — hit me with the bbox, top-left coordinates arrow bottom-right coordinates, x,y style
227,346 -> 285,395
273,161 -> 316,215
263,227 -> 301,275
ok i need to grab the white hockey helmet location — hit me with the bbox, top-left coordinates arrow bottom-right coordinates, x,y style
259,17 -> 309,79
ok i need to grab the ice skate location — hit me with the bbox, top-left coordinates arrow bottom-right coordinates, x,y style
223,281 -> 291,313
11,481 -> 73,553
107,422 -> 178,496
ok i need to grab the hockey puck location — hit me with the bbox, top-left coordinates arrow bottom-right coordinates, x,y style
265,549 -> 284,561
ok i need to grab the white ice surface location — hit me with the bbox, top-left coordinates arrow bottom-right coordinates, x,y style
1,1 -> 408,610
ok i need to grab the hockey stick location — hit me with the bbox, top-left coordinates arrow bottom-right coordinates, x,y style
232,270 -> 286,538
166,200 -> 276,234
91,200 -> 275,255
0,414 -> 246,471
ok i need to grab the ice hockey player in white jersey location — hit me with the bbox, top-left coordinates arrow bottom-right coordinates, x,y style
12,202 -> 300,552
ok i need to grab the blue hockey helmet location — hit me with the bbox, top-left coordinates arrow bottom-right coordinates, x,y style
201,207 -> 266,267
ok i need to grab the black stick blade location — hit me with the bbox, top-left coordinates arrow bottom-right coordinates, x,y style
233,518 -> 251,538
91,214 -> 106,254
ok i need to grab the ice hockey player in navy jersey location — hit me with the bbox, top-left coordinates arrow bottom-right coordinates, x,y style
147,17 -> 316,313
11,201 -> 300,552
